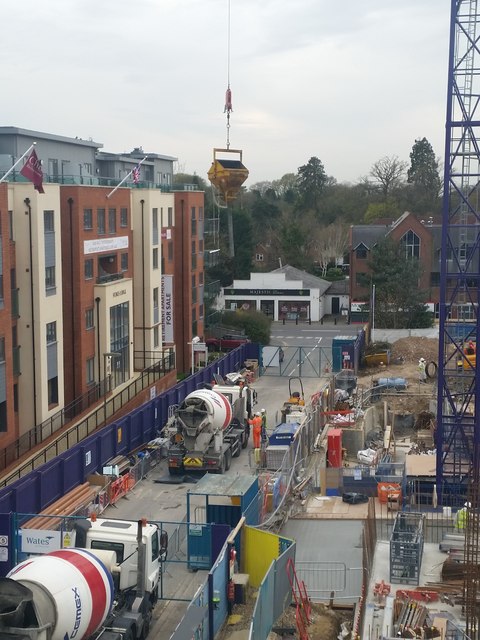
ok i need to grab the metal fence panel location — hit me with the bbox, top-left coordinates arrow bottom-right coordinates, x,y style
251,561 -> 275,640
273,542 -> 295,623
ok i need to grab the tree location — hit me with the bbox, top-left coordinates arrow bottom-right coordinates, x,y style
308,223 -> 349,277
407,137 -> 442,214
360,237 -> 432,328
363,200 -> 401,223
296,157 -> 328,213
370,156 -> 407,201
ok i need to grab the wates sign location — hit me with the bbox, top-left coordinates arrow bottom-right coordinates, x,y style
161,275 -> 174,343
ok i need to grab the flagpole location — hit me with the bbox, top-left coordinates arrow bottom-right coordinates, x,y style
106,156 -> 148,199
0,143 -> 36,184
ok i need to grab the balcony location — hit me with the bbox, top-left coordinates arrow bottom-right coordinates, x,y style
12,346 -> 20,376
96,272 -> 124,285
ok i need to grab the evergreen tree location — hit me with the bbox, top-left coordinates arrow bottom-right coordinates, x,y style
296,156 -> 328,213
407,137 -> 442,213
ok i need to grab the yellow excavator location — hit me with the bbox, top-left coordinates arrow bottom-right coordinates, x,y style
457,341 -> 476,370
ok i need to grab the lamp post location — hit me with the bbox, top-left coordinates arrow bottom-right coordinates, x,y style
189,336 -> 200,375
372,284 -> 376,344
103,352 -> 121,425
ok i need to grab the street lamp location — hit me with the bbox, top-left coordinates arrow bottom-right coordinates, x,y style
189,336 -> 200,375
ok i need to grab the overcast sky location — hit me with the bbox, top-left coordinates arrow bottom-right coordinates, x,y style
2,0 -> 450,186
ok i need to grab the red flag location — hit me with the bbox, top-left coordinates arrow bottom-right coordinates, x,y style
20,149 -> 45,194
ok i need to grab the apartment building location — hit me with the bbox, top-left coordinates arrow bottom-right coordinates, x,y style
0,183 -> 16,446
0,127 -> 204,446
173,190 -> 205,373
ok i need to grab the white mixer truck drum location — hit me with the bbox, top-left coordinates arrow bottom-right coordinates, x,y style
7,548 -> 114,640
182,388 -> 232,430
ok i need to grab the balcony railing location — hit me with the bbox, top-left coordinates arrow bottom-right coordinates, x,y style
12,346 -> 20,376
11,288 -> 19,318
0,172 -> 174,192
96,272 -> 124,285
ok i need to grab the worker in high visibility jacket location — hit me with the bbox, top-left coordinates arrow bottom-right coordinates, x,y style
248,412 -> 262,449
455,502 -> 471,531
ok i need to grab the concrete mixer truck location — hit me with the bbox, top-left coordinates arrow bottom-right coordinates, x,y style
0,517 -> 165,640
167,375 -> 256,475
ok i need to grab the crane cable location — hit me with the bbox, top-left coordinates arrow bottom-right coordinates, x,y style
224,0 -> 233,149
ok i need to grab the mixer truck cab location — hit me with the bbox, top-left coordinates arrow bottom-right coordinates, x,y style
76,516 -> 162,600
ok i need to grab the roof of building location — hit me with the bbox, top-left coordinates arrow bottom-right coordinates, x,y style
0,126 -> 102,149
270,264 -> 331,295
351,225 -> 387,249
326,279 -> 349,295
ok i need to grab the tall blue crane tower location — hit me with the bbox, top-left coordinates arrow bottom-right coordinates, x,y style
436,0 -> 480,502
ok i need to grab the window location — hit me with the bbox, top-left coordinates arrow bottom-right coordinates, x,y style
44,210 -> 54,232
109,208 -> 116,233
0,275 -> 3,302
91,540 -> 125,564
86,357 -> 95,384
121,253 -> 128,271
192,219 -> 197,235
85,259 -> 94,280
191,206 -> 196,220
168,242 -> 173,261
191,240 -> 196,255
199,239 -> 203,253
199,304 -> 204,319
430,272 -> 440,287
153,248 -> 158,269
199,207 -> 204,221
192,274 -> 196,289
256,254 -> 264,262
45,266 -> 56,290
199,272 -> 204,285
85,308 -> 94,330
355,245 -> 368,259
97,208 -> 105,235
153,325 -> 159,348
48,377 -> 58,406
401,230 -> 420,259
168,207 -> 173,226
83,208 -> 93,230
46,322 -> 57,344
153,287 -> 159,308
0,337 -> 5,362
120,207 -> 128,227
355,272 -> 366,286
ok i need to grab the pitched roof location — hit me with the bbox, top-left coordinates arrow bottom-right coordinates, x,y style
270,264 -> 331,295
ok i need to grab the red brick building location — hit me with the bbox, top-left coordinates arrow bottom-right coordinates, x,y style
349,212 -> 440,320
0,183 -> 18,447
173,190 -> 205,374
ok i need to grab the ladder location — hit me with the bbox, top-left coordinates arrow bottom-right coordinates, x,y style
286,558 -> 311,640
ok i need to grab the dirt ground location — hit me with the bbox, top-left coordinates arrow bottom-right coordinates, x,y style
357,336 -> 439,417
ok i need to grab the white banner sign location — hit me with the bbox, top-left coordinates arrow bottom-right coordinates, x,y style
161,275 -> 174,343
21,529 -> 61,554
84,236 -> 129,255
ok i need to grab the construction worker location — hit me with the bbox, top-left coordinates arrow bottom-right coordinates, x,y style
260,408 -> 267,443
248,412 -> 262,449
418,358 -> 427,383
455,502 -> 470,532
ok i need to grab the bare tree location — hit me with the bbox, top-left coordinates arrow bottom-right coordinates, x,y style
309,223 -> 349,276
370,155 -> 407,200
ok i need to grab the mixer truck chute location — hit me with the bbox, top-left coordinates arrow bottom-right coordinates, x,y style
167,377 -> 256,475
0,517 -> 162,640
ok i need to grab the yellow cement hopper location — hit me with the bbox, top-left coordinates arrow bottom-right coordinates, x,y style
207,148 -> 249,207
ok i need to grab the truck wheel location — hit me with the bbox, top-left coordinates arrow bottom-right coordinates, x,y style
233,439 -> 241,458
225,449 -> 232,471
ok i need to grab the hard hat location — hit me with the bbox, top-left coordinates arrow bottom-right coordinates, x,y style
419,358 -> 425,363
261,408 -> 266,413
255,412 -> 261,416
465,502 -> 472,508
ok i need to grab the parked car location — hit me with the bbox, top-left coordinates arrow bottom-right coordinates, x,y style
206,335 -> 251,351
